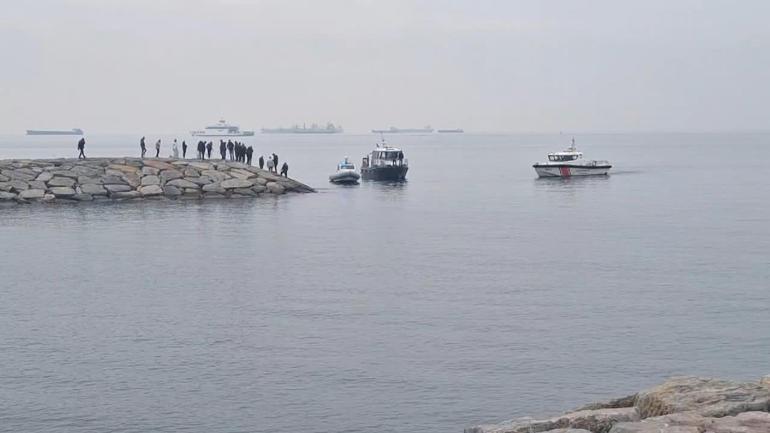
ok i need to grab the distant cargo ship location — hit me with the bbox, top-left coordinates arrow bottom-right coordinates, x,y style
191,119 -> 254,137
437,129 -> 464,133
27,128 -> 83,136
261,123 -> 343,134
371,126 -> 434,134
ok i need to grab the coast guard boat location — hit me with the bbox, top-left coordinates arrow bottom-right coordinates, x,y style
361,137 -> 408,181
329,157 -> 360,184
533,138 -> 611,177
191,120 -> 254,137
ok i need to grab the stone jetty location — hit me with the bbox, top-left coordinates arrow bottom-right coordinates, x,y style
466,375 -> 770,433
0,157 -> 314,204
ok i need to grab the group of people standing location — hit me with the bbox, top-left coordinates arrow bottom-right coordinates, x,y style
138,136 -> 289,176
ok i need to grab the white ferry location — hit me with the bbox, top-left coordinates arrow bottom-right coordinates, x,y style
191,120 -> 254,137
533,139 -> 611,177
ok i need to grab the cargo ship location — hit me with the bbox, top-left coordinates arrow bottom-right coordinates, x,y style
26,128 -> 84,136
371,126 -> 434,134
437,128 -> 464,133
261,123 -> 343,134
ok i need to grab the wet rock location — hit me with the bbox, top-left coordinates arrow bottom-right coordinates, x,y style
104,184 -> 132,193
609,411 -> 770,433
635,376 -> 770,418
50,187 -> 76,197
202,182 -> 225,194
163,185 -> 181,197
266,182 -> 285,194
466,408 -> 639,433
139,184 -> 163,196
111,190 -> 141,199
166,179 -> 199,189
48,176 -> 76,187
73,193 -> 93,201
79,184 -> 107,195
19,189 -> 45,199
251,185 -> 266,194
141,175 -> 160,186
203,192 -> 225,199
232,187 -> 256,196
0,191 -> 16,200
221,178 -> 254,189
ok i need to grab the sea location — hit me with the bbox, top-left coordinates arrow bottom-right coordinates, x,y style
1,132 -> 768,433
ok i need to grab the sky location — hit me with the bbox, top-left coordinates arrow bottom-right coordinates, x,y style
1,0 -> 768,134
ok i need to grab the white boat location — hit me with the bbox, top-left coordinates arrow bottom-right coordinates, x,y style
329,157 -> 361,184
191,119 -> 254,137
533,139 -> 611,177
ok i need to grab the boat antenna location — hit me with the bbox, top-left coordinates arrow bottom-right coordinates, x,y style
570,137 -> 576,151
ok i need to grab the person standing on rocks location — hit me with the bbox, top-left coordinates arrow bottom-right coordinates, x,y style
182,140 -> 187,159
227,140 -> 235,160
266,156 -> 275,173
258,155 -> 264,170
272,153 -> 278,170
140,136 -> 147,158
246,146 -> 254,165
172,139 -> 179,159
219,140 -> 226,160
155,139 -> 161,158
280,162 -> 288,177
77,137 -> 86,159
206,141 -> 213,159
197,141 -> 204,159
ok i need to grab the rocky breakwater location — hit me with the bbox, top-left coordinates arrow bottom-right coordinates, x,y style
466,375 -> 770,433
0,157 -> 314,204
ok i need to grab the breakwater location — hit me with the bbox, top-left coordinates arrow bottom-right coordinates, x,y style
467,375 -> 770,433
0,157 -> 314,204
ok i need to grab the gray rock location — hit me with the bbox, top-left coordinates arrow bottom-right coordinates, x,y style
122,173 -> 141,188
221,178 -> 254,189
251,185 -> 266,193
203,192 -> 226,199
47,176 -> 76,187
35,171 -> 53,182
101,175 -> 127,185
575,395 -> 637,412
0,191 -> 16,200
111,190 -> 141,199
466,408 -> 640,433
254,177 -> 268,186
19,189 -> 45,199
635,376 -> 770,418
80,184 -> 108,195
202,170 -> 228,182
6,169 -> 36,181
166,179 -> 199,189
163,185 -> 181,197
202,182 -> 225,194
9,180 -> 30,192
28,180 -> 47,190
760,375 -> 770,387
188,162 -> 212,170
0,174 -> 9,182
183,167 -> 200,177
50,187 -> 76,197
229,168 -> 255,179
104,184 -> 132,193
187,176 -> 213,185
141,175 -> 160,186
0,182 -> 12,192
609,411 -> 770,433
160,169 -> 183,183
266,182 -> 285,194
141,167 -> 159,176
183,188 -> 201,195
73,193 -> 93,201
48,170 -> 79,179
42,193 -> 56,202
139,184 -> 163,196
78,176 -> 102,185
232,187 -> 256,196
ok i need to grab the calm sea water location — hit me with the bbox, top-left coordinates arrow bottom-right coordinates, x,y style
1,132 -> 769,433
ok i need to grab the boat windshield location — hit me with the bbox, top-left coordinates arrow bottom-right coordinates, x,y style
548,154 -> 580,162
339,163 -> 355,170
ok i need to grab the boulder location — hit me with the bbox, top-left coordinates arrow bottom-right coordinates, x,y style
159,169 -> 183,183
166,179 -> 199,189
635,376 -> 770,418
251,185 -> 266,194
111,190 -> 141,199
0,191 -> 16,200
760,375 -> 770,388
71,165 -> 102,177
35,171 -> 53,182
107,164 -> 138,174
183,167 -> 200,177
141,175 -> 160,186
232,187 -> 256,196
466,408 -> 639,433
122,173 -> 141,188
575,395 -> 637,412
19,189 -> 45,199
187,176 -> 213,185
0,174 -> 9,182
101,175 -> 127,185
203,192 -> 226,199
104,184 -> 132,193
50,187 -> 76,197
221,178 -> 254,189
188,162 -> 212,170
609,411 -> 770,433
141,167 -> 159,176
78,176 -> 102,185
42,193 -> 56,202
142,159 -> 175,170
266,182 -> 285,194
6,169 -> 36,181
229,168 -> 255,179
48,170 -> 79,179
202,182 -> 225,194
254,177 -> 268,186
28,180 -> 47,190
139,184 -> 163,196
73,193 -> 93,201
47,176 -> 76,187
163,185 -> 181,197
202,169 -> 228,182
9,180 -> 30,192
80,184 -> 107,195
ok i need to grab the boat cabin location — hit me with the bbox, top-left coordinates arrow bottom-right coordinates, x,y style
547,151 -> 583,162
362,146 -> 407,168
338,158 -> 355,170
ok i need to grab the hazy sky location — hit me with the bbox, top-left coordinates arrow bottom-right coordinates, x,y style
1,0 -> 768,133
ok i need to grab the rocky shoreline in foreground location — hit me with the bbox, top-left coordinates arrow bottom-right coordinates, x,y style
466,375 -> 770,433
0,157 -> 314,205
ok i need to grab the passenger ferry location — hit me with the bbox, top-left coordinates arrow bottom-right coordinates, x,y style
191,120 -> 254,137
361,138 -> 408,181
533,139 -> 611,177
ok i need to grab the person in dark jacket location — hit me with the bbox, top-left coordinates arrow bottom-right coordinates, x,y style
206,141 -> 213,159
155,139 -> 161,158
220,141 -> 226,160
140,136 -> 146,158
258,155 -> 264,169
227,140 -> 234,160
246,146 -> 253,165
182,140 -> 187,159
280,162 -> 288,177
272,153 -> 278,168
198,141 -> 205,159
77,137 -> 86,159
